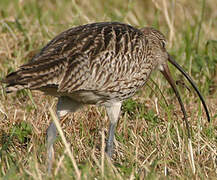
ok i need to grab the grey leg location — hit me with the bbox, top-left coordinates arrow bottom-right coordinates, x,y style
105,102 -> 122,158
105,122 -> 116,157
47,122 -> 57,174
46,96 -> 82,173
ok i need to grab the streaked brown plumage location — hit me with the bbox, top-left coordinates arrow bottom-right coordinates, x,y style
4,22 -> 166,104
2,22 -> 210,173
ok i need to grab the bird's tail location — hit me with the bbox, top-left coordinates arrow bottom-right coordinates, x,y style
1,69 -> 29,93
2,57 -> 67,93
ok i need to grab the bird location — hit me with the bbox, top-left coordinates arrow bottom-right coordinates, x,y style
1,22 -> 210,173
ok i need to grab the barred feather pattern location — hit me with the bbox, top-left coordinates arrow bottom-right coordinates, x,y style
3,22 -> 166,105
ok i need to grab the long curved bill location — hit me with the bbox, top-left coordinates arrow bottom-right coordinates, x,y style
160,54 -> 210,138
167,54 -> 210,123
161,62 -> 191,138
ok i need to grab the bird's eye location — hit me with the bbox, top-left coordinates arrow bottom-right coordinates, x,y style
161,40 -> 166,48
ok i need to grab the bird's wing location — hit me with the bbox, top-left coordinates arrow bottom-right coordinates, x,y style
2,22 -> 145,93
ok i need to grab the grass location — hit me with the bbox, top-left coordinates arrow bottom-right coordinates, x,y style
0,0 -> 217,179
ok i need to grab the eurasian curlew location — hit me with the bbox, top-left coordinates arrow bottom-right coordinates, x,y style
2,22 -> 210,173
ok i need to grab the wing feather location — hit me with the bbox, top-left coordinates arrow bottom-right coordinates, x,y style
2,22 -> 145,95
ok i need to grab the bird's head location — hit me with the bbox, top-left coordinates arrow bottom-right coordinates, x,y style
140,27 -> 168,70
140,27 -> 210,136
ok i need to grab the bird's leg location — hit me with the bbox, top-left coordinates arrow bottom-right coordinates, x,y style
106,122 -> 116,157
47,122 -> 57,174
46,96 -> 82,174
105,102 -> 122,158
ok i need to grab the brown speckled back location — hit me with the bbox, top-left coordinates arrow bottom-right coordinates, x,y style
3,22 -> 167,105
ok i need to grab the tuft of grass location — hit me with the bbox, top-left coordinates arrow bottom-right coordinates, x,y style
0,0 -> 217,179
